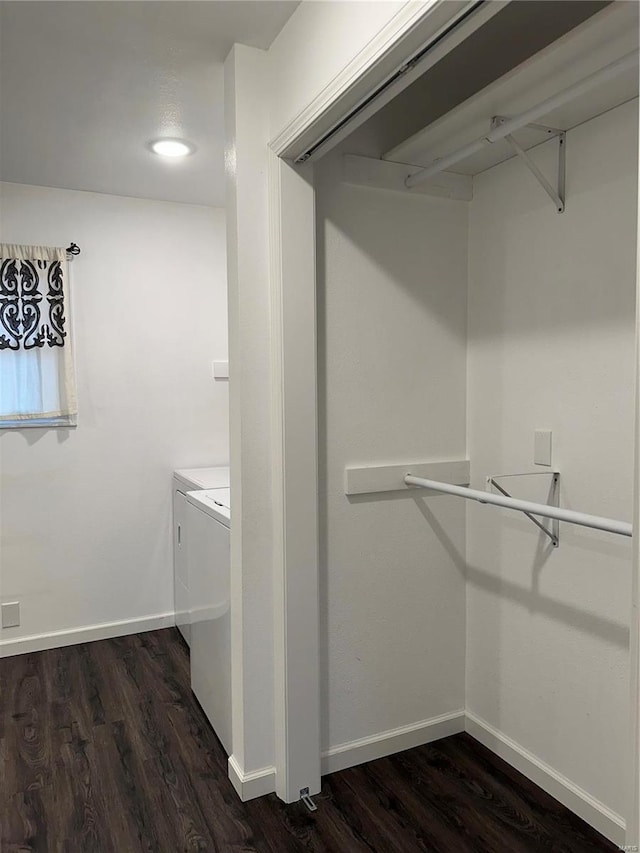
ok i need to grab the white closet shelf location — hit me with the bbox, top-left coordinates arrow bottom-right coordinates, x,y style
344,460 -> 469,496
385,2 -> 638,182
343,154 -> 473,201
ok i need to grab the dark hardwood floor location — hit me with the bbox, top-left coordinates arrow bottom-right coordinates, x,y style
1,628 -> 617,852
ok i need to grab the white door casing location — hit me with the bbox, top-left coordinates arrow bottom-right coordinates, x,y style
266,0 -> 486,807
269,153 -> 321,802
264,3 -> 640,839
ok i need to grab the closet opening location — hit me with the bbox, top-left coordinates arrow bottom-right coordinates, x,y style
313,0 -> 638,847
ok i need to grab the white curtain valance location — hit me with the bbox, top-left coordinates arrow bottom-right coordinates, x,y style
1,244 -> 66,263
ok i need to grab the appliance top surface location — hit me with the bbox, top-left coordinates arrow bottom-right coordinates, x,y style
174,466 -> 230,491
186,487 -> 231,525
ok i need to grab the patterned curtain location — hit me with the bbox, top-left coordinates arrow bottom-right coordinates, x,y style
0,248 -> 67,350
0,244 -> 77,426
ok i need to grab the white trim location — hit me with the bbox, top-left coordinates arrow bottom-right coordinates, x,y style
269,155 -> 321,803
628,88 -> 640,852
270,1 -> 480,161
0,415 -> 77,429
228,755 -> 276,801
268,147 -> 287,800
345,459 -> 470,496
264,0 -> 640,830
228,704 -> 624,846
0,612 -> 175,658
269,1 -> 435,156
321,710 -> 465,776
465,711 -> 625,847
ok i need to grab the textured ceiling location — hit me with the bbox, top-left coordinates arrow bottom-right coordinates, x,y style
0,1 -> 299,206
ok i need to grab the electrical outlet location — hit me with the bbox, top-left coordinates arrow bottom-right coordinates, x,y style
534,430 -> 552,466
1,601 -> 20,628
212,360 -> 229,381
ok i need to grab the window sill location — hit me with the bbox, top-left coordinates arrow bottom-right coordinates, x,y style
0,417 -> 77,430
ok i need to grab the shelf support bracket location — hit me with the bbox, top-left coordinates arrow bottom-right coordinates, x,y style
492,117 -> 566,213
487,473 -> 560,547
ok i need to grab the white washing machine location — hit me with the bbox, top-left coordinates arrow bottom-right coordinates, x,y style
186,487 -> 232,754
172,467 -> 229,645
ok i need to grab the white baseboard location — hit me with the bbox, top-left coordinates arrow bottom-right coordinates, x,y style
465,711 -> 625,847
0,612 -> 176,658
228,755 -> 276,801
321,709 -> 466,775
320,709 -> 625,846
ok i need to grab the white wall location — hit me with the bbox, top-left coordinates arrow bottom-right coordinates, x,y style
222,0 -> 453,792
267,1 -> 406,137
224,0 -> 640,830
0,182 -> 228,647
466,100 -> 638,821
314,98 -> 637,833
221,3 -> 425,788
316,151 -> 468,753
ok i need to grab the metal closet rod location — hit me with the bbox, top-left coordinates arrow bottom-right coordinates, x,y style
404,50 -> 639,189
404,474 -> 632,538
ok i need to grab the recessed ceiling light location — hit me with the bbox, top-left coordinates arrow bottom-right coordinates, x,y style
149,138 -> 195,158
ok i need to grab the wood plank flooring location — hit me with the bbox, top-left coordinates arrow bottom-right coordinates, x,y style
0,628 -> 618,852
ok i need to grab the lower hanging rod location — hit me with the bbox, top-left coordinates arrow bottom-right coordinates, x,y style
404,475 -> 632,538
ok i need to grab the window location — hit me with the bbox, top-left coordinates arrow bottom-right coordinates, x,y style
0,244 -> 77,428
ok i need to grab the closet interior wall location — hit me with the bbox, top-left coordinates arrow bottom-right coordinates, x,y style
315,151 -> 468,761
466,98 -> 637,822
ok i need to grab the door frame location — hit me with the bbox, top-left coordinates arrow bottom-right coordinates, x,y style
267,0 -> 490,805
267,2 -> 640,844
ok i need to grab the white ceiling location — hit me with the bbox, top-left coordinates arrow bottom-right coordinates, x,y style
0,1 -> 299,206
